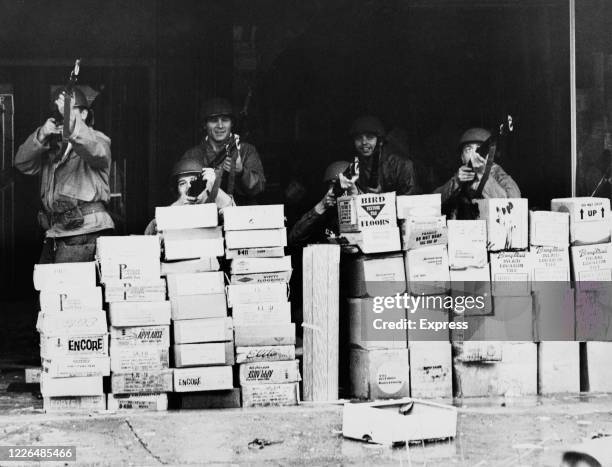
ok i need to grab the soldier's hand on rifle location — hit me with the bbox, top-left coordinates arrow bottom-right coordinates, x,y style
38,118 -> 62,142
456,165 -> 476,183
338,172 -> 359,195
315,186 -> 337,214
222,153 -> 243,173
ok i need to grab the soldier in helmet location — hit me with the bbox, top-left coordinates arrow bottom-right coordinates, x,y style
434,127 -> 520,219
349,115 -> 420,195
15,87 -> 114,263
179,97 -> 265,205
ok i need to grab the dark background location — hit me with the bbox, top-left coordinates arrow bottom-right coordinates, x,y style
0,0 -> 609,304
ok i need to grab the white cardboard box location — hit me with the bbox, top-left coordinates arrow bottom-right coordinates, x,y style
226,282 -> 288,307
170,293 -> 228,320
166,272 -> 225,297
408,341 -> 452,399
230,271 -> 292,284
400,216 -> 448,250
538,341 -> 580,394
225,247 -> 285,259
230,256 -> 292,274
341,228 -> 402,254
531,246 -> 570,282
173,342 -> 234,367
42,356 -> 110,378
529,211 -> 570,247
109,325 -> 170,347
104,280 -> 166,303
36,311 -> 107,335
338,192 -> 397,233
241,382 -> 299,407
341,254 -> 406,298
108,301 -> 171,326
225,228 -> 287,249
404,245 -> 450,295
232,302 -> 291,326
107,393 -> 168,411
163,227 -> 224,260
96,235 -> 160,261
43,395 -> 106,412
109,346 -> 169,372
172,317 -> 233,344
586,342 -> 612,392
475,198 -> 528,251
39,287 -> 102,313
223,204 -> 285,230
570,243 -> 612,282
569,221 -> 612,246
234,323 -> 296,347
239,360 -> 301,385
396,194 -> 442,219
111,370 -> 174,394
447,220 -> 488,269
173,366 -> 234,392
349,348 -> 410,400
155,204 -> 218,230
40,374 -> 103,397
40,334 -> 109,358
98,257 -> 161,283
235,345 -> 296,364
551,197 -> 610,223
490,251 -> 533,296
33,262 -> 96,291
160,258 -> 220,275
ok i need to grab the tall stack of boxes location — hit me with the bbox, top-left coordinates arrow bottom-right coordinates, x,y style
398,194 -> 452,399
554,197 -> 612,392
155,204 -> 237,408
98,236 -> 172,410
224,205 -> 300,407
35,262 -> 108,412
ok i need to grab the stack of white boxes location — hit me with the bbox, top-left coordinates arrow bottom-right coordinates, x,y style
35,262 -> 107,412
554,198 -> 612,392
398,194 -> 452,399
224,205 -> 300,407
98,236 -> 172,410
156,204 -> 237,407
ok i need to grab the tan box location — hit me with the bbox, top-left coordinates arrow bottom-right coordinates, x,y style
225,228 -> 287,249
404,245 -> 450,295
173,366 -> 234,392
239,360 -> 301,385
109,346 -> 169,372
226,282 -> 288,307
43,395 -> 106,412
155,204 -> 218,230
111,370 -> 174,394
347,298 -> 407,350
234,323 -> 296,347
39,287 -> 102,313
235,345 -> 296,364
349,348 -> 410,400
40,334 -> 109,359
161,258 -> 220,276
172,317 -> 233,344
400,216 -> 447,250
570,243 -> 612,282
396,194 -> 442,219
166,272 -> 225,297
33,262 -> 96,291
341,228 -> 402,254
162,227 -> 224,260
173,342 -> 234,367
230,256 -> 291,274
222,204 -> 285,230
341,253 -> 406,298
241,382 -> 299,407
529,211 -> 569,247
338,192 -> 397,233
42,356 -> 110,378
107,393 -> 168,411
40,374 -> 103,397
475,198 -> 528,251
447,220 -> 487,269
538,342 -> 580,394
232,302 -> 291,326
225,247 -> 285,259
109,325 -> 170,347
170,293 -> 227,320
531,246 -> 570,282
108,301 -> 171,326
103,280 -> 166,303
36,311 -> 107,335
408,341 -> 452,399
230,270 -> 292,284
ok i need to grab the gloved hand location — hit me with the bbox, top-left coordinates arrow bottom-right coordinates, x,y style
338,172 -> 359,195
455,165 -> 476,183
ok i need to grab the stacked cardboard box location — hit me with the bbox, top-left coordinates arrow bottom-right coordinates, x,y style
224,205 -> 299,407
98,236 -> 172,411
34,262 -> 107,412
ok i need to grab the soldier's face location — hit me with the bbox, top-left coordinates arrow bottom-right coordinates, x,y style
461,143 -> 485,169
206,116 -> 232,143
177,174 -> 197,196
354,133 -> 378,157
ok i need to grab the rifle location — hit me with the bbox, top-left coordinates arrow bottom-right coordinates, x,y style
332,156 -> 359,197
53,59 -> 81,155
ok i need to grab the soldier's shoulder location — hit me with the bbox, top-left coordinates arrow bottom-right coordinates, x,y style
182,144 -> 206,159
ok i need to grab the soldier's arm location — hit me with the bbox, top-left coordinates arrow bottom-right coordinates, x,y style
238,144 -> 266,196
14,129 -> 47,175
70,117 -> 111,169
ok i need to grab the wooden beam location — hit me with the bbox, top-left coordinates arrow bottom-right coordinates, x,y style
570,0 -> 577,196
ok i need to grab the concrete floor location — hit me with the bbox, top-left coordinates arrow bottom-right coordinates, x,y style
2,368 -> 612,466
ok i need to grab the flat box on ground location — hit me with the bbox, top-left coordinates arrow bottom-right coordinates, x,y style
226,282 -> 288,307
538,342 -> 580,394
408,341 -> 452,399
42,356 -> 110,378
43,395 -> 106,412
239,360 -> 301,385
170,293 -> 227,320
234,323 -> 296,347
337,192 -> 397,233
107,393 -> 168,411
241,382 -> 299,407
347,298 -> 407,350
173,366 -> 234,392
109,346 -> 169,372
40,374 -> 103,397
40,333 -> 109,358
529,211 -> 570,247
109,325 -> 170,347
341,253 -> 406,298
166,271 -> 225,297
173,389 -> 241,409
225,228 -> 287,249
349,348 -> 410,400
400,216 -> 447,250
235,345 -> 296,364
155,204 -> 218,230
173,342 -> 234,367
447,220 -> 487,269
39,287 -> 102,312
172,317 -> 233,344
108,301 -> 171,326
222,204 -> 285,230
231,302 -> 290,326
160,258 -> 219,276
341,227 -> 402,254
33,261 -> 96,291
475,198 -> 528,251
225,247 -> 285,258
103,280 -> 166,303
404,245 -> 450,295
230,256 -> 291,274
110,370 -> 174,394
396,194 -> 442,219
36,311 -> 107,335
162,227 -> 224,260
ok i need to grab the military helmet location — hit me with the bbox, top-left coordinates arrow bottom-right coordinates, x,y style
52,86 -> 89,109
459,128 -> 491,147
171,159 -> 203,178
349,116 -> 385,138
201,97 -> 234,121
323,160 -> 351,183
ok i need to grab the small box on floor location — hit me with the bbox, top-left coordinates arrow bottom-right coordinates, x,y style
43,395 -> 106,412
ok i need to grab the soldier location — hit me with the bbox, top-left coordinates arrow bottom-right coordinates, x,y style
179,97 -> 265,205
15,87 -> 114,263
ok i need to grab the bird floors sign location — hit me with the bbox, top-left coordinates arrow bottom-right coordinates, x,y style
338,192 -> 397,233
